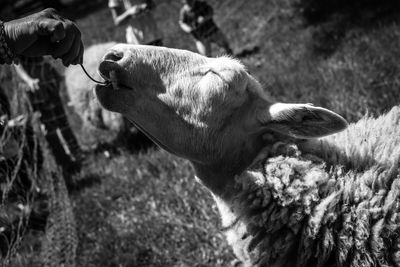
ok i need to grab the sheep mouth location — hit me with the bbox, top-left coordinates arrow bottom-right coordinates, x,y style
97,70 -> 132,92
94,75 -> 132,113
97,59 -> 132,91
94,86 -> 177,156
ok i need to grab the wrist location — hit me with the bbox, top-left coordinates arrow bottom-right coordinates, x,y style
0,21 -> 19,64
3,22 -> 14,51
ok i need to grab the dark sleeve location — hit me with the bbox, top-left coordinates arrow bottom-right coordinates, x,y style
0,87 -> 10,117
200,1 -> 213,17
146,0 -> 155,10
179,6 -> 189,23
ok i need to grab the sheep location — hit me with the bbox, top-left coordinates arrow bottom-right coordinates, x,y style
94,44 -> 400,267
64,42 -> 125,133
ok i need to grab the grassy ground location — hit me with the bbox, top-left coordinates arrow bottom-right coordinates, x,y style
3,0 -> 400,266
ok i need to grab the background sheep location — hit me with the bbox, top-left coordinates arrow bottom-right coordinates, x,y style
95,44 -> 400,267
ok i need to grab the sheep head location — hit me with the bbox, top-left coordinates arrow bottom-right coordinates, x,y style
95,44 -> 347,193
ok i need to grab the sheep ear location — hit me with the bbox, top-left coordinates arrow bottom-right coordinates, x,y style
261,103 -> 348,139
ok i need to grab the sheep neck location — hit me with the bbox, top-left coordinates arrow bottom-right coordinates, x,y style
207,141 -> 345,266
193,108 -> 400,266
206,136 -> 399,266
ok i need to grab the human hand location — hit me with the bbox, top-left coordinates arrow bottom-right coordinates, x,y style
7,115 -> 27,128
128,6 -> 141,16
3,8 -> 84,66
26,78 -> 40,91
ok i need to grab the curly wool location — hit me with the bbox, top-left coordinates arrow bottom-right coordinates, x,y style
219,106 -> 400,267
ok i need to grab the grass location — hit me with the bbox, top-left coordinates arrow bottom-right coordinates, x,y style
72,149 -> 232,266
2,0 -> 400,266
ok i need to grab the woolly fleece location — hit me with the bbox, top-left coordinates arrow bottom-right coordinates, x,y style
217,106 -> 400,267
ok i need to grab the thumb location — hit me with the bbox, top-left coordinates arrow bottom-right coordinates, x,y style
37,18 -> 66,42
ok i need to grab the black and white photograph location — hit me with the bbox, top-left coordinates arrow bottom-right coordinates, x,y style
1,0 -> 400,266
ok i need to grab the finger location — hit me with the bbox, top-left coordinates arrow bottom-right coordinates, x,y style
71,42 -> 84,65
37,18 -> 66,41
49,29 -> 75,60
61,41 -> 78,66
61,28 -> 81,66
45,8 -> 65,22
41,8 -> 59,17
50,25 -> 66,42
80,42 -> 84,64
39,8 -> 67,41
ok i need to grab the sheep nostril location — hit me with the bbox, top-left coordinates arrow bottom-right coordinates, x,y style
104,50 -> 124,62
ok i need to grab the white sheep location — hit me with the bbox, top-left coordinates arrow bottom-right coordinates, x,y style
94,44 -> 400,267
65,42 -> 125,133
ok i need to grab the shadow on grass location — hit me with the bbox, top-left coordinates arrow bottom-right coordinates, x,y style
296,0 -> 400,56
67,173 -> 103,193
117,130 -> 155,154
74,192 -> 172,267
91,130 -> 155,156
81,224 -> 171,266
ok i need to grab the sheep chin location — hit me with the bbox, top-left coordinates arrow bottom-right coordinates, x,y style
110,71 -> 119,90
108,71 -> 133,91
